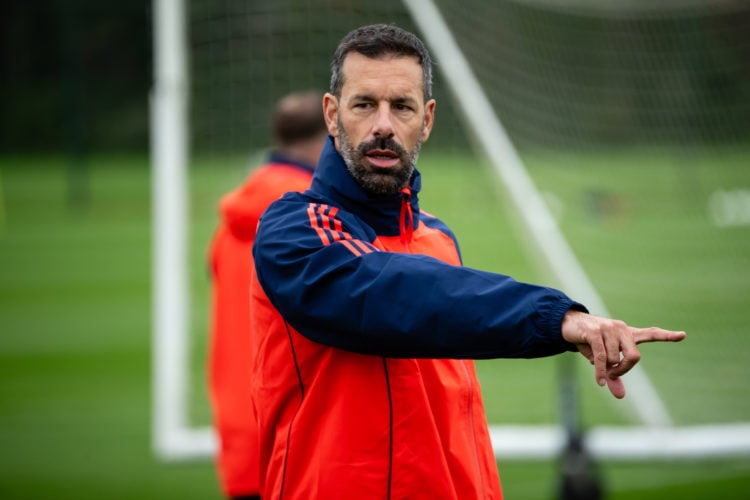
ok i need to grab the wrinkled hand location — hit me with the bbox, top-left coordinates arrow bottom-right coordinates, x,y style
561,310 -> 686,399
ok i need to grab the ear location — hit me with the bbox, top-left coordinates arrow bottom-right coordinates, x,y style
323,93 -> 340,137
420,99 -> 436,142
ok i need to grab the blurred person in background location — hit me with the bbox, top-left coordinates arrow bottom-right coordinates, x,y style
207,90 -> 328,500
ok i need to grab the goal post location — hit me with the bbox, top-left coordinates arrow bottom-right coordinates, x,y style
150,0 -> 207,460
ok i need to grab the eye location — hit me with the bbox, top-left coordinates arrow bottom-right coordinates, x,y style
393,102 -> 415,113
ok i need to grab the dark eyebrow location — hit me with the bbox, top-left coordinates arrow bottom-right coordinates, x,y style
350,93 -> 376,102
350,94 -> 419,106
392,96 -> 418,107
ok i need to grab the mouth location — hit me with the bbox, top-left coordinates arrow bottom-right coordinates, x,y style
365,149 -> 400,168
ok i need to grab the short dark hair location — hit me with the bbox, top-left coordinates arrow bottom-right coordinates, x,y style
330,24 -> 433,101
272,90 -> 327,148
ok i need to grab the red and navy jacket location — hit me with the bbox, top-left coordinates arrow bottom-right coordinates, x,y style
250,136 -> 584,499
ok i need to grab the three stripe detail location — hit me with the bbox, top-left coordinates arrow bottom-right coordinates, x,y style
307,203 -> 377,257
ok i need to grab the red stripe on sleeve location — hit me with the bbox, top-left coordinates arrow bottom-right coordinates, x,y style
328,206 -> 344,232
318,205 -> 353,243
352,239 -> 374,255
307,204 -> 331,246
340,240 -> 363,256
307,203 -> 377,257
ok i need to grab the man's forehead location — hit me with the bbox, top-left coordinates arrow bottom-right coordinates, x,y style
340,52 -> 424,98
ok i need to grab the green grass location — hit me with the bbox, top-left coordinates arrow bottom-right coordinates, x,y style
1,149 -> 749,499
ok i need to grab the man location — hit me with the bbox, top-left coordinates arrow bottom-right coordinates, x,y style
250,24 -> 685,499
207,90 -> 328,500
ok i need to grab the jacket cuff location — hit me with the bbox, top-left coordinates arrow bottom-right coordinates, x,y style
548,297 -> 588,353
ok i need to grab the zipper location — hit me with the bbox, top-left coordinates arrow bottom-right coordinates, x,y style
399,187 -> 414,250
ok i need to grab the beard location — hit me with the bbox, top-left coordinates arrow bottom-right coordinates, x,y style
337,118 -> 423,197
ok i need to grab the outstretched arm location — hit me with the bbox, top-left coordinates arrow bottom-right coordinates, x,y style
561,310 -> 686,399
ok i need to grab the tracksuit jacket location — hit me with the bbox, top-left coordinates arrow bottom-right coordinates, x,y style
208,153 -> 315,498
250,136 -> 585,499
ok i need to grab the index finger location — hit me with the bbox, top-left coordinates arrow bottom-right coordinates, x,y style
632,327 -> 686,344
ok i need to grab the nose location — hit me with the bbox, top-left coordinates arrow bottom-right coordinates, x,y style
372,102 -> 395,138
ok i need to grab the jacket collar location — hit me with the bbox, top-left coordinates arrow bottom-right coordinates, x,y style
309,136 -> 421,237
268,151 -> 316,174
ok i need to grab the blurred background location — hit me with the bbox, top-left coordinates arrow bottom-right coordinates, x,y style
1,0 -> 749,498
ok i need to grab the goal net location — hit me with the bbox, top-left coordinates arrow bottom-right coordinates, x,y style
152,0 -> 750,461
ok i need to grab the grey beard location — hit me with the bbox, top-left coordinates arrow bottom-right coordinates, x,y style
337,120 -> 422,197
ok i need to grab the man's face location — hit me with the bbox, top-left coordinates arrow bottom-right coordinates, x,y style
323,52 -> 436,196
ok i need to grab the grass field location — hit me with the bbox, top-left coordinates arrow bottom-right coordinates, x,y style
1,149 -> 749,499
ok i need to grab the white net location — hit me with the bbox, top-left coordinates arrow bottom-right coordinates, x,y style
188,0 -> 471,155
427,0 -> 750,428
434,0 -> 750,148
